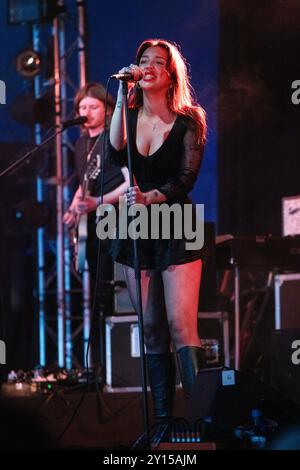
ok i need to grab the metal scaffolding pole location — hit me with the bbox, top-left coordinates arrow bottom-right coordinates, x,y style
53,0 -> 89,368
77,0 -> 87,87
34,0 -> 88,369
53,13 -> 66,367
76,0 -> 91,368
58,6 -> 73,370
32,24 -> 46,367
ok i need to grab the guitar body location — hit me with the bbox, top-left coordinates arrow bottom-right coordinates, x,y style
76,213 -> 88,273
72,151 -> 101,273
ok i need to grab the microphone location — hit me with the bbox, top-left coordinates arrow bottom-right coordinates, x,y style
110,66 -> 143,82
61,116 -> 87,128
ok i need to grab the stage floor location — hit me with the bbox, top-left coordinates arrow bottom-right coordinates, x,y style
0,388 -> 186,449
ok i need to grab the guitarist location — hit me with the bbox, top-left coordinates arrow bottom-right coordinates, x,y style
63,82 -> 129,363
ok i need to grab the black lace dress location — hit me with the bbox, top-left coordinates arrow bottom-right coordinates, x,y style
108,108 -> 205,271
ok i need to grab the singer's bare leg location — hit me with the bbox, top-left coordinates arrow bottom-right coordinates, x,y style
162,259 -> 202,350
122,266 -> 170,354
123,260 -> 202,351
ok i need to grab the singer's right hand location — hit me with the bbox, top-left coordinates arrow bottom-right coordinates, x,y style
118,64 -> 140,75
117,65 -> 139,92
118,65 -> 134,75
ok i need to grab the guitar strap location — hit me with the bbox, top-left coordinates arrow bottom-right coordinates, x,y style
86,133 -> 103,164
85,133 -> 103,195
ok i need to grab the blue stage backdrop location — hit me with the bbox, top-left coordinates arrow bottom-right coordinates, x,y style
0,0 -> 218,225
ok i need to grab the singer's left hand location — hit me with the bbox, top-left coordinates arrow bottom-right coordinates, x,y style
125,186 -> 146,206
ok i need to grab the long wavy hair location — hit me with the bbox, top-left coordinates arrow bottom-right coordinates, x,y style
129,39 -> 207,146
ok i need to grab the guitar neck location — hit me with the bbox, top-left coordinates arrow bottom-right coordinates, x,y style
81,177 -> 89,200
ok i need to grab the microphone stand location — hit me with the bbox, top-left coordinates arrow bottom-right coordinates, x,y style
122,81 -> 151,450
0,126 -> 68,177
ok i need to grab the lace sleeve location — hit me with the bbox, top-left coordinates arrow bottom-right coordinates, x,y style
108,139 -> 128,167
158,126 -> 204,202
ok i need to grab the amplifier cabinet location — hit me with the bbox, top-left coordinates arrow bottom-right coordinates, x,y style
105,312 -> 230,392
275,273 -> 300,329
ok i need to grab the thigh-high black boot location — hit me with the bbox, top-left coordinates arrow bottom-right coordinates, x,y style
146,352 -> 176,423
176,346 -> 206,399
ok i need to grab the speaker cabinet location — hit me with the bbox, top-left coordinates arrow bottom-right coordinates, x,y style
186,367 -> 300,439
275,274 -> 300,329
268,330 -> 300,408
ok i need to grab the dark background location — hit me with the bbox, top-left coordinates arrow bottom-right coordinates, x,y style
218,0 -> 300,236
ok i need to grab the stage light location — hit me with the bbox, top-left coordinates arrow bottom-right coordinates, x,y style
7,0 -> 60,25
16,49 -> 41,78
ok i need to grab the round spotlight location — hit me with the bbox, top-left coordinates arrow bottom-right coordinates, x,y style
16,49 -> 41,78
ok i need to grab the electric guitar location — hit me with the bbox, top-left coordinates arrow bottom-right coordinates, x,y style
73,152 -> 101,272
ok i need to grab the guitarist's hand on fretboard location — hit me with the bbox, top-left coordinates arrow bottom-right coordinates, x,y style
63,209 -> 76,228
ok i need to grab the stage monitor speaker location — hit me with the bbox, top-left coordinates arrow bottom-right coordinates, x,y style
268,329 -> 300,408
186,367 -> 300,440
274,274 -> 300,329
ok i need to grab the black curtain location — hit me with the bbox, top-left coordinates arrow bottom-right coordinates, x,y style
218,0 -> 300,236
0,142 -> 39,373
